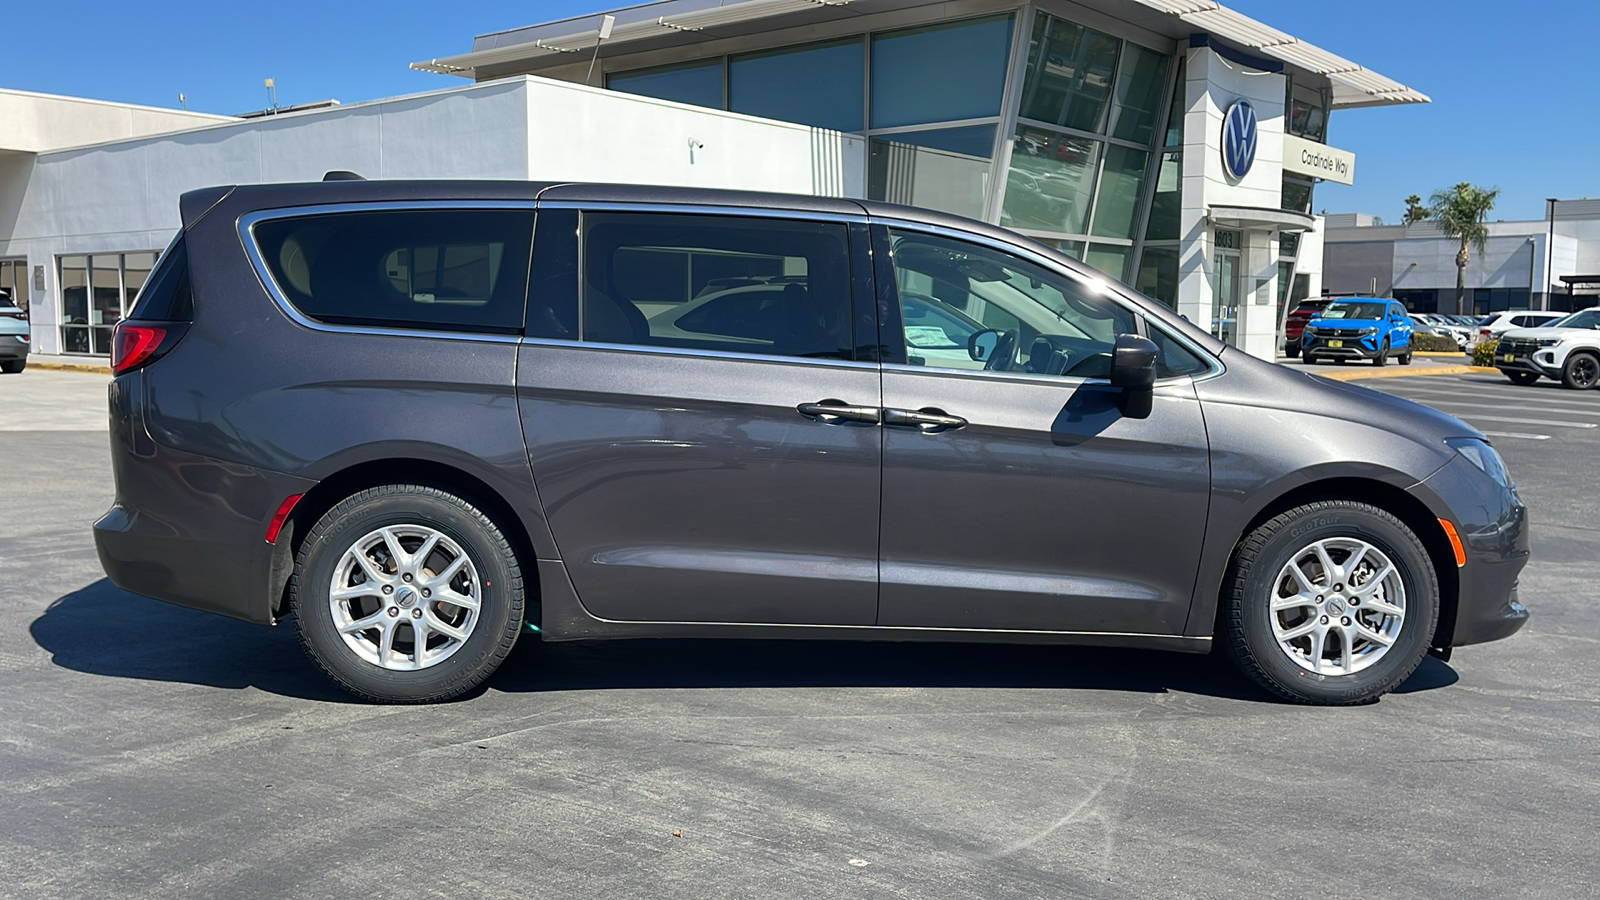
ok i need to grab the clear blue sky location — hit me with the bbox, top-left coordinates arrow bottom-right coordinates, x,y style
2,0 -> 1591,222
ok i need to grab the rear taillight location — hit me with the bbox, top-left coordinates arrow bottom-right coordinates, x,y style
111,323 -> 167,374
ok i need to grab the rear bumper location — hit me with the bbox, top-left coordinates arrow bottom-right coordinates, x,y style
95,372 -> 315,624
0,337 -> 28,360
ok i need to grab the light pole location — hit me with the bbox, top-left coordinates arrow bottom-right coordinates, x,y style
264,78 -> 278,114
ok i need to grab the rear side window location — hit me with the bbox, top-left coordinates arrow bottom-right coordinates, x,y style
580,212 -> 853,360
128,236 -> 192,321
253,209 -> 534,334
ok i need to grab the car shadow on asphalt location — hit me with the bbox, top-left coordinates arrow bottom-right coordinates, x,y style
34,579 -> 1458,704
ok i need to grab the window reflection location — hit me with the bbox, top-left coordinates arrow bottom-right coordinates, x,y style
1107,43 -> 1168,145
1090,145 -> 1149,239
1144,151 -> 1181,242
868,125 -> 995,220
1018,14 -> 1120,133
1000,126 -> 1100,234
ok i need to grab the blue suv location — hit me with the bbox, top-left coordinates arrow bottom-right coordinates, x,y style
1302,298 -> 1414,366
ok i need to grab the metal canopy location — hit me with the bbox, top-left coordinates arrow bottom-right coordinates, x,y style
1207,205 -> 1317,233
412,0 -> 1429,111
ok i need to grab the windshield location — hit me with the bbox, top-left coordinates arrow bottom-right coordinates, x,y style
1321,301 -> 1386,320
1552,309 -> 1600,330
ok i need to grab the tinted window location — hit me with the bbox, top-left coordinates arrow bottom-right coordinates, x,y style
870,15 -> 1014,128
527,209 -> 579,340
1147,322 -> 1209,377
128,236 -> 192,321
608,60 -> 724,110
254,209 -> 534,334
581,213 -> 854,360
729,37 -> 864,132
887,228 -> 1134,378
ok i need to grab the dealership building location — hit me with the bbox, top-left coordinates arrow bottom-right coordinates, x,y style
1323,200 -> 1600,314
0,0 -> 1423,362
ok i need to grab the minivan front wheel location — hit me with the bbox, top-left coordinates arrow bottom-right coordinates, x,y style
291,485 -> 524,703
1222,501 -> 1438,705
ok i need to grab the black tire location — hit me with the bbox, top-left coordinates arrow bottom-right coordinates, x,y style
291,484 -> 524,703
1285,344 -> 1300,358
0,360 -> 23,374
1301,354 -> 1318,365
1373,340 -> 1388,367
1561,352 -> 1600,390
1399,345 -> 1413,365
1505,371 -> 1540,386
1221,501 -> 1439,705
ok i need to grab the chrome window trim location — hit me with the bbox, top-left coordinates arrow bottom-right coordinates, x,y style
237,202 -> 537,345
537,200 -> 869,225
520,335 -> 882,373
871,215 -> 1224,383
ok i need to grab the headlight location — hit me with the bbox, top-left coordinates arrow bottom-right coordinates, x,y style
1446,437 -> 1512,488
1304,325 -> 1318,335
1358,327 -> 1377,335
1539,338 -> 1562,347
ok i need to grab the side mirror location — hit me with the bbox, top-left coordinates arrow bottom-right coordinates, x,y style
968,328 -> 1001,362
1110,333 -> 1159,419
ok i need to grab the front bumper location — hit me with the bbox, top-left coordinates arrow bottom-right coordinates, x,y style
1493,346 -> 1561,378
1413,454 -> 1531,647
1303,333 -> 1382,360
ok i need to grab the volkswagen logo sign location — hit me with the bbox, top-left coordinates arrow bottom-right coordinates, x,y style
1221,98 -> 1258,180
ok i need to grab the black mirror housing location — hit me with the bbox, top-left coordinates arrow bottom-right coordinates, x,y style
1109,334 -> 1159,389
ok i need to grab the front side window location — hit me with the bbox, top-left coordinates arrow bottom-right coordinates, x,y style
581,213 -> 853,360
253,209 -> 534,333
1555,309 -> 1600,329
887,228 -> 1134,378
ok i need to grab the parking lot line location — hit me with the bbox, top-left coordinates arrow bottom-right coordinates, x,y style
1398,399 -> 1600,417
1459,414 -> 1597,429
1480,431 -> 1552,440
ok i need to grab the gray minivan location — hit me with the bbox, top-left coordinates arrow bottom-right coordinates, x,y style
94,179 -> 1529,705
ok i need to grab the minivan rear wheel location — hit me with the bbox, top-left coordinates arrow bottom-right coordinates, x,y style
1221,501 -> 1438,705
291,484 -> 524,703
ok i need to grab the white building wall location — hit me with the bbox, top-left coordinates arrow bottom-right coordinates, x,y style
1177,46 -> 1288,360
0,88 -> 232,154
0,77 -> 864,355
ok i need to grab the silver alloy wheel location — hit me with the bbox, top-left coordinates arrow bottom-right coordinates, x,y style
328,524 -> 482,671
1270,537 -> 1406,676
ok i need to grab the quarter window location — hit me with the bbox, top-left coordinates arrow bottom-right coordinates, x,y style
252,209 -> 534,333
580,213 -> 854,360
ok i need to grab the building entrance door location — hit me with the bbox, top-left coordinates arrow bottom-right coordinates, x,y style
1212,230 -> 1241,346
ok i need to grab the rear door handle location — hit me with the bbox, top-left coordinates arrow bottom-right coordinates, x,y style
797,399 -> 881,425
883,407 -> 967,432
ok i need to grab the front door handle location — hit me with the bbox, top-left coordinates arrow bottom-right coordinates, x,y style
797,399 -> 881,425
883,407 -> 967,432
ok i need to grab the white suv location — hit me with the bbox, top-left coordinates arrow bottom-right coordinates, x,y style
1493,308 -> 1600,389
1476,309 -> 1566,345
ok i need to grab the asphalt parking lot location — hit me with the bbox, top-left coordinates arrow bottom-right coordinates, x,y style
2,367 -> 1597,899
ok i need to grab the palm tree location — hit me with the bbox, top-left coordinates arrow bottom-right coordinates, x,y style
1427,182 -> 1501,315
1402,194 -> 1426,225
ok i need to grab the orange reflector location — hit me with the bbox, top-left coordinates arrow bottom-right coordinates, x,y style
1438,518 -> 1466,567
265,493 -> 304,544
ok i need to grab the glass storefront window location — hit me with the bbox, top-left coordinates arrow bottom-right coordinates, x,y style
1085,243 -> 1130,281
1018,14 -> 1120,134
1107,43 -> 1168,145
1162,56 -> 1186,148
870,15 -> 1013,129
59,256 -> 88,353
1144,151 -> 1181,242
1134,245 -> 1179,307
58,252 -> 158,355
1282,177 -> 1313,214
730,37 -> 864,132
1000,126 -> 1100,234
1288,97 -> 1326,142
868,125 -> 995,220
609,59 -> 724,110
1034,237 -> 1087,259
1090,145 -> 1149,239
0,259 -> 28,314
1279,231 -> 1302,259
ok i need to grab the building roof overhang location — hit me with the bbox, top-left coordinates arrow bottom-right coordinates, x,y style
411,0 -> 1427,110
1208,205 -> 1317,233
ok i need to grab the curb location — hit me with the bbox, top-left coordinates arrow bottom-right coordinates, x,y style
1314,364 -> 1492,382
24,360 -> 113,375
